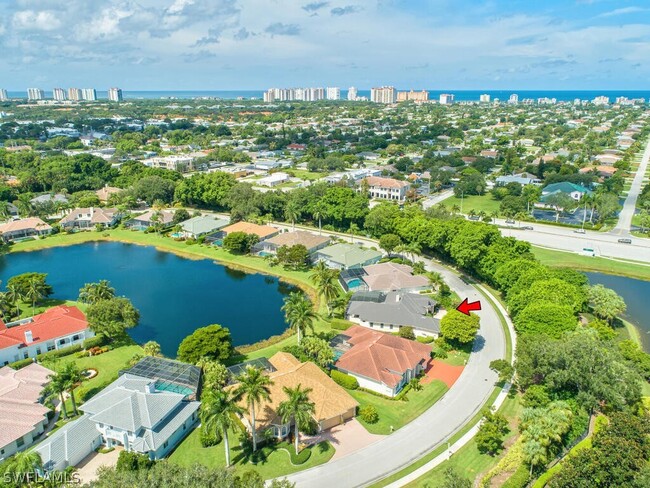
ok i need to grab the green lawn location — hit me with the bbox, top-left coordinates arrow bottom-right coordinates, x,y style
288,169 -> 324,181
532,246 -> 650,281
441,194 -> 501,215
405,391 -> 522,488
168,427 -> 335,479
348,379 -> 448,435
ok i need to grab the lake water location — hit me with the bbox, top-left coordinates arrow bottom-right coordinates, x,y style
585,272 -> 650,352
0,242 -> 296,356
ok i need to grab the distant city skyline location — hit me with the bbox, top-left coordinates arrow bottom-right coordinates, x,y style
0,1 -> 649,90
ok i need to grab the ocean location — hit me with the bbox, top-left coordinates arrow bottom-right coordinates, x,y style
5,89 -> 650,102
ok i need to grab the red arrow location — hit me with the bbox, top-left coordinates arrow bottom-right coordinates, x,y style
456,298 -> 481,316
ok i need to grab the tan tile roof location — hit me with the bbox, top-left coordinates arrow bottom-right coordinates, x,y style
265,231 -> 330,251
222,221 -> 279,239
95,186 -> 122,202
234,352 -> 358,432
362,262 -> 429,291
335,326 -> 431,388
364,176 -> 410,189
0,217 -> 52,234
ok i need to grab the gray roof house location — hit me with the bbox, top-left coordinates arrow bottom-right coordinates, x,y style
313,243 -> 382,270
346,291 -> 440,337
35,372 -> 200,471
180,215 -> 230,239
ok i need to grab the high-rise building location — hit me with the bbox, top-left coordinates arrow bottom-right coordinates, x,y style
439,93 -> 454,105
508,94 -> 519,104
53,88 -> 67,101
326,87 -> 341,100
370,86 -> 396,104
0,89 -> 7,101
27,88 -> 45,101
347,86 -> 358,101
108,87 -> 123,102
397,90 -> 429,102
82,88 -> 97,101
592,96 -> 609,106
479,94 -> 490,103
68,88 -> 83,101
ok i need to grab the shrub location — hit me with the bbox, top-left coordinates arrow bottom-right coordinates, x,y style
416,335 -> 435,344
36,344 -> 82,362
329,319 -> 354,331
359,405 -> 379,424
8,358 -> 35,370
500,465 -> 529,488
331,370 -> 358,390
398,326 -> 416,340
200,425 -> 222,447
115,450 -> 154,472
287,444 -> 312,465
83,334 -> 106,349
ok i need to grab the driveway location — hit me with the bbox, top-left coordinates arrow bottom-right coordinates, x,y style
75,447 -> 122,484
304,419 -> 385,461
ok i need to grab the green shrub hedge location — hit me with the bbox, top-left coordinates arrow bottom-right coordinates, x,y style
501,465 -> 529,488
359,405 -> 379,424
8,358 -> 35,370
279,442 -> 313,465
36,344 -> 82,362
200,425 -> 222,447
329,319 -> 354,331
83,334 -> 106,349
330,370 -> 358,390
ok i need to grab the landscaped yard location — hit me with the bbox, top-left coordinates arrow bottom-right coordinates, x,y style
348,379 -> 448,435
169,426 -> 335,479
440,194 -> 501,215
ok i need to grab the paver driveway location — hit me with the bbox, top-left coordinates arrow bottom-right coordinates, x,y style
304,419 -> 385,461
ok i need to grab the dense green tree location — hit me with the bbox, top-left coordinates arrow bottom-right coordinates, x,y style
132,175 -> 176,204
440,310 -> 480,345
587,284 -> 626,324
379,233 -> 402,256
364,202 -> 401,237
6,272 -> 52,304
143,341 -> 162,357
398,326 -> 416,341
86,297 -> 140,339
476,409 -> 509,455
222,231 -> 258,254
78,280 -> 115,304
489,359 -> 514,383
508,278 -> 585,317
514,302 -> 577,338
299,337 -> 335,368
177,324 -> 233,364
276,244 -> 309,270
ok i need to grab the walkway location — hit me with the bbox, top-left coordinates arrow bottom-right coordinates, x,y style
612,137 -> 650,236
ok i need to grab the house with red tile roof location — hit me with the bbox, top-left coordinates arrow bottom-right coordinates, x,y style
0,363 -> 53,461
0,306 -> 93,366
362,176 -> 410,203
332,325 -> 431,397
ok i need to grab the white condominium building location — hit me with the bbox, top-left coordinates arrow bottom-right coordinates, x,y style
370,86 -> 396,104
68,88 -> 82,101
592,96 -> 610,106
508,93 -> 519,104
347,86 -> 358,101
479,93 -> 490,103
326,87 -> 341,100
439,93 -> 454,105
0,89 -> 7,101
27,88 -> 44,101
53,88 -> 66,101
263,87 -> 326,102
108,87 -> 123,102
82,88 -> 97,101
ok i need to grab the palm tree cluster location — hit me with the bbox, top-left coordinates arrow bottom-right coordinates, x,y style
78,280 -> 115,305
281,292 -> 318,344
44,362 -> 84,420
309,261 -> 340,317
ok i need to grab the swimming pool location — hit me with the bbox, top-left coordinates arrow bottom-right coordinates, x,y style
346,278 -> 364,289
155,381 -> 194,397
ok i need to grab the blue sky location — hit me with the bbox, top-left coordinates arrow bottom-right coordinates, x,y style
0,0 -> 649,90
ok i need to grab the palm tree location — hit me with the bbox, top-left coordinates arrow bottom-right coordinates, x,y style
310,263 -> 339,316
45,371 -> 69,420
143,341 -> 162,357
4,451 -> 43,482
285,199 -> 300,231
281,292 -> 317,344
61,362 -> 83,417
490,210 -> 499,224
25,276 -> 46,316
277,384 -> 315,454
200,390 -> 243,467
312,205 -> 324,235
450,204 -> 461,215
78,280 -> 115,305
234,366 -> 274,452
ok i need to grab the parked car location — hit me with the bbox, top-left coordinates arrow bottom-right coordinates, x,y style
521,226 -> 534,230
505,219 -> 515,224
618,238 -> 632,244
574,229 -> 586,234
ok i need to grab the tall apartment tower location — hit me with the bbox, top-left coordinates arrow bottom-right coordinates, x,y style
27,88 -> 45,101
326,87 -> 341,100
439,93 -> 455,105
82,88 -> 97,101
68,88 -> 82,101
508,93 -> 519,104
108,87 -> 123,102
370,86 -> 396,104
53,88 -> 67,101
0,89 -> 8,101
479,93 -> 490,103
347,86 -> 358,101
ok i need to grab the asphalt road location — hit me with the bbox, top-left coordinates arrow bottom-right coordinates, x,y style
612,137 -> 650,236
280,245 -> 506,488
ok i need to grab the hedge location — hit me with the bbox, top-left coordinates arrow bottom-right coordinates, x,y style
329,319 -> 355,331
501,465 -> 530,488
83,334 -> 106,350
36,344 -> 83,362
8,358 -> 35,370
330,370 -> 358,390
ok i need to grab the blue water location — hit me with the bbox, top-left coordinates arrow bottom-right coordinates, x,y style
346,278 -> 364,289
585,272 -> 650,353
0,242 -> 296,356
6,90 -> 650,102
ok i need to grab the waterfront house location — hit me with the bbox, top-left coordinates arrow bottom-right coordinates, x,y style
332,326 -> 431,397
125,209 -> 175,230
0,305 -> 94,366
313,243 -> 382,270
35,358 -> 201,471
59,207 -> 121,230
339,262 -> 430,293
179,215 -> 230,239
220,221 -> 279,240
0,363 -> 53,461
254,230 -> 330,256
0,217 -> 52,242
230,353 -> 358,439
345,291 -> 440,338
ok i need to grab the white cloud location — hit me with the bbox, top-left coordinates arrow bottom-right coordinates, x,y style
12,10 -> 61,31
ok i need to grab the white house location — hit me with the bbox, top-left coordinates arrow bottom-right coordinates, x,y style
257,172 -> 289,187
362,176 -> 411,203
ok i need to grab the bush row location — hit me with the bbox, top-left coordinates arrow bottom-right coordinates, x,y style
330,370 -> 358,390
36,344 -> 82,362
82,334 -> 107,350
8,358 -> 35,370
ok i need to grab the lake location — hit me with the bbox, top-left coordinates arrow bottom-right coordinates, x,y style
585,272 -> 650,352
0,242 -> 297,356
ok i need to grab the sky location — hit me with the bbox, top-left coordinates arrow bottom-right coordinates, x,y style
0,0 -> 649,91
